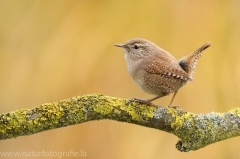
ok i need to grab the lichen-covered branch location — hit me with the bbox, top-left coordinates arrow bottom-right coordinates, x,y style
0,94 -> 240,152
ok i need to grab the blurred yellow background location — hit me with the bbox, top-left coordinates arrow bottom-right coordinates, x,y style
1,1 -> 240,158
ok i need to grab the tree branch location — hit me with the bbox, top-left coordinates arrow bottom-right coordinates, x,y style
0,94 -> 240,152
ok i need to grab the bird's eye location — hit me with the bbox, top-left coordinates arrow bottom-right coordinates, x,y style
134,45 -> 139,49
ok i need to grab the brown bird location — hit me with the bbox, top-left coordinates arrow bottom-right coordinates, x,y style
114,38 -> 211,107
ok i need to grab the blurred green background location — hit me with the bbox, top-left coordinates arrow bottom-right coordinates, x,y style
1,0 -> 240,159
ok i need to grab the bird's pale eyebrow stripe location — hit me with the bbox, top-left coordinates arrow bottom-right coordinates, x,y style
134,43 -> 149,47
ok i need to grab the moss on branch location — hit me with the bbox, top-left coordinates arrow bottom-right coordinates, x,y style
0,94 -> 240,152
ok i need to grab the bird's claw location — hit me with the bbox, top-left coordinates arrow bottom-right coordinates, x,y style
168,105 -> 180,109
126,98 -> 159,108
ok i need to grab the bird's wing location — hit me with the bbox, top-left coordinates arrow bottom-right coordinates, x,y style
144,57 -> 191,81
179,42 -> 211,77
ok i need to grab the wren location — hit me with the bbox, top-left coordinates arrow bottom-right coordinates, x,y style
114,38 -> 210,107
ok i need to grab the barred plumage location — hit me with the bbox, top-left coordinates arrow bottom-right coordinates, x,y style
114,38 -> 211,107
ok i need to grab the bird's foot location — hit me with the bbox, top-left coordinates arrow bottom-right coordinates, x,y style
168,105 -> 180,109
127,98 -> 159,108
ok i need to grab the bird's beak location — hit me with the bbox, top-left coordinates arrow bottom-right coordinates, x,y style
114,44 -> 125,48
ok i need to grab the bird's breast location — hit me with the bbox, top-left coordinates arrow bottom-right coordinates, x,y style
124,53 -> 143,78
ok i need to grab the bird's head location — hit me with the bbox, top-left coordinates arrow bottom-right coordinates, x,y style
114,38 -> 158,60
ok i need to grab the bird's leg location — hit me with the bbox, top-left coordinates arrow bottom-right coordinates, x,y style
168,91 -> 179,108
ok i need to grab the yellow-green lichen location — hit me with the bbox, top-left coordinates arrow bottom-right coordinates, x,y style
3,93 -> 240,152
114,109 -> 121,115
93,97 -> 113,115
183,112 -> 195,119
229,108 -> 240,117
119,101 -> 156,121
167,107 -> 178,118
170,109 -> 196,130
172,116 -> 184,130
